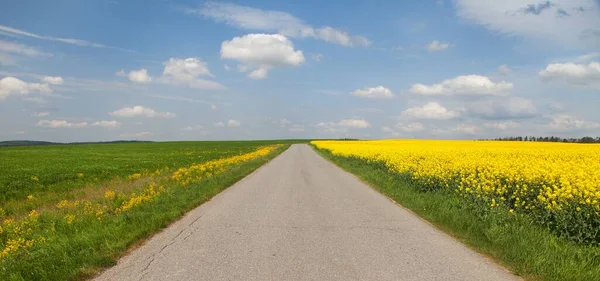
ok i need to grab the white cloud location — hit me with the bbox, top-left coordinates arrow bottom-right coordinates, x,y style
211,104 -> 217,110
497,64 -> 511,75
248,67 -> 269,79
109,105 -> 176,118
0,39 -> 50,57
311,53 -> 323,62
483,121 -> 521,130
454,1 -> 600,48
467,97 -> 537,119
214,122 -> 225,127
127,69 -> 152,84
351,86 -> 394,99
181,125 -> 204,131
316,119 -> 371,133
31,111 -> 51,117
37,120 -> 88,128
0,76 -> 52,100
221,34 -> 305,79
119,132 -> 153,138
401,102 -> 460,120
41,76 -> 64,85
338,119 -> 370,128
427,40 -> 450,51
410,75 -> 513,96
0,24 -> 132,51
539,61 -> 600,86
159,57 -> 224,89
191,2 -> 370,47
92,120 -> 120,128
547,114 -> 600,131
453,123 -> 480,135
227,119 -> 241,127
396,122 -> 424,132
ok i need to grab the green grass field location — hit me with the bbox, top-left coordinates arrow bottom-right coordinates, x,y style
313,145 -> 600,281
0,141 -> 297,280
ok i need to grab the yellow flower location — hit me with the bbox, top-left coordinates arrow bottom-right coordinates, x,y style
27,194 -> 35,201
104,190 -> 116,200
64,214 -> 75,224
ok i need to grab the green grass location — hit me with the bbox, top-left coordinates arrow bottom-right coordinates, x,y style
313,146 -> 600,281
0,141 -> 293,280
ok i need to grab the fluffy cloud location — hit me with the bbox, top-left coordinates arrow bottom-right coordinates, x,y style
37,120 -> 88,128
227,119 -> 240,127
211,105 -> 217,110
221,34 -> 305,79
454,1 -> 600,48
547,114 -> 600,131
316,119 -> 371,133
539,62 -> 600,86
91,120 -> 120,128
0,76 -> 52,100
453,123 -> 480,135
127,69 -> 152,84
483,121 -> 521,130
410,75 -> 513,96
401,102 -> 460,120
41,76 -> 64,85
181,125 -> 204,131
396,122 -> 424,132
351,86 -> 394,99
467,97 -> 537,119
192,2 -> 370,47
214,122 -> 225,127
117,58 -> 224,89
119,132 -> 153,138
427,40 -> 450,51
109,105 -> 176,118
497,64 -> 511,75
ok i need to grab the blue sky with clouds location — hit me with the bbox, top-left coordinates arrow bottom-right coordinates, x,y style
1,0 -> 599,142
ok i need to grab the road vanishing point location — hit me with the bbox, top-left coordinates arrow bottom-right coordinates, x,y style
95,144 -> 518,281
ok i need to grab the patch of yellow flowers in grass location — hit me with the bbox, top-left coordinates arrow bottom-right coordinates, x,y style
172,145 -> 280,186
313,140 -> 600,243
0,145 -> 279,261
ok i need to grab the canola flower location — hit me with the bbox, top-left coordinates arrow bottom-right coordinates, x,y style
313,140 -> 600,243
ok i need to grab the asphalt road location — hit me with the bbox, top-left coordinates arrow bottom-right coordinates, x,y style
95,144 -> 518,281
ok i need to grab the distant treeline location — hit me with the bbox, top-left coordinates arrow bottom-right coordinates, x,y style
0,140 -> 153,147
480,136 -> 600,143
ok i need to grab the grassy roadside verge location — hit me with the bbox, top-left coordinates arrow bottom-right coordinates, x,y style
313,145 -> 600,281
1,144 -> 289,281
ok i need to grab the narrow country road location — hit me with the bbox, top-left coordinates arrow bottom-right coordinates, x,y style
95,144 -> 518,281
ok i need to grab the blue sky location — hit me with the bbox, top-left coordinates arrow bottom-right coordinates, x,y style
1,0 -> 599,142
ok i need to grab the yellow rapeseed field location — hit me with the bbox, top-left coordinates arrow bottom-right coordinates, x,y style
312,140 -> 600,242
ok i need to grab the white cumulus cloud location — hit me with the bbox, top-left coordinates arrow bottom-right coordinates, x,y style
484,121 -> 521,130
37,120 -> 88,128
547,114 -> 600,131
396,122 -> 424,132
221,34 -> 305,79
227,119 -> 241,127
127,69 -> 152,84
160,57 -> 224,89
109,105 -> 176,118
497,64 -> 511,75
539,61 -> 600,86
351,86 -> 394,99
467,97 -> 537,119
92,120 -> 120,128
401,102 -> 460,120
0,76 -> 52,100
410,75 -> 513,96
427,40 -> 450,51
41,76 -> 64,85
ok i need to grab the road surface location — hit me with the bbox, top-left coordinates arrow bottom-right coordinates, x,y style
95,144 -> 518,281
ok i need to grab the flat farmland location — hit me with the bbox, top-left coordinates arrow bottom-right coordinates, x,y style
0,141 -> 293,280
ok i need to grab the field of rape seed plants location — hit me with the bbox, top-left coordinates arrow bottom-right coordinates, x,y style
0,141 -> 291,280
312,140 -> 600,281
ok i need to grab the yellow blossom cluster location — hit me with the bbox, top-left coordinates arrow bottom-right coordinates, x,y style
313,140 -> 600,234
172,145 -> 280,186
114,182 -> 164,214
0,209 -> 43,259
